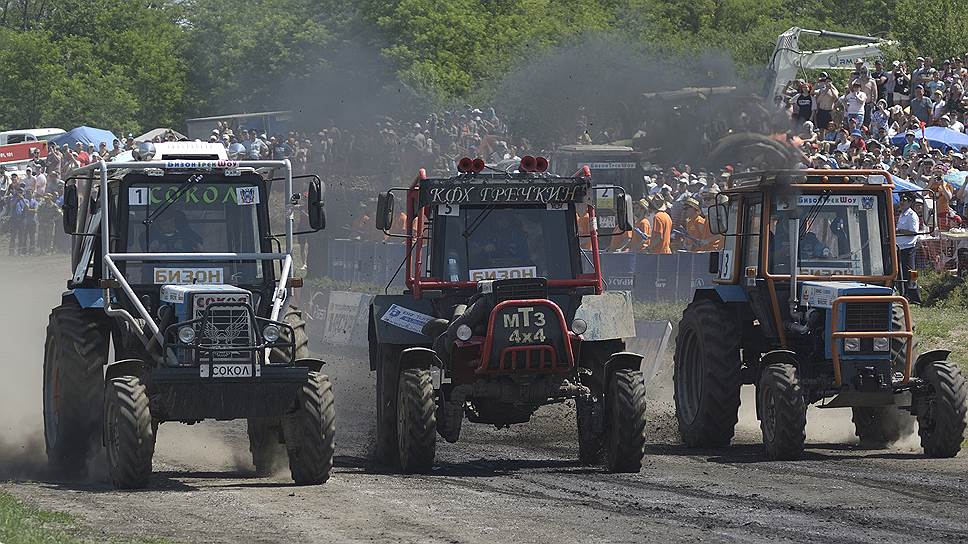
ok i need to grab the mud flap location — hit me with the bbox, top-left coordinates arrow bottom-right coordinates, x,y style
624,320 -> 672,386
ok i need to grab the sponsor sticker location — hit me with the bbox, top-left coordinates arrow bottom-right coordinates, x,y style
381,304 -> 434,335
192,293 -> 249,318
235,186 -> 260,205
468,266 -> 537,281
583,162 -> 637,170
598,214 -> 617,229
200,363 -> 253,378
153,267 -> 224,285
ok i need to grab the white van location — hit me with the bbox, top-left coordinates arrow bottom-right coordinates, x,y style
0,128 -> 66,146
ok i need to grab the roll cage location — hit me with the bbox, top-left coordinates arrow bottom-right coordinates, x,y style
383,167 -> 610,298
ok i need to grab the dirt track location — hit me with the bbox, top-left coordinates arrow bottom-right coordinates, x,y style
2,256 -> 968,544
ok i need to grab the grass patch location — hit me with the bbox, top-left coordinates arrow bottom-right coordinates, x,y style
0,491 -> 173,544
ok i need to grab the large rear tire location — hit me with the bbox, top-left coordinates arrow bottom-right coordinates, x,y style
604,370 -> 647,473
916,361 -> 968,458
247,307 -> 310,473
851,406 -> 914,448
576,396 -> 603,465
43,298 -> 110,478
397,369 -> 436,473
282,372 -> 336,485
674,298 -> 742,447
758,363 -> 806,461
104,376 -> 154,489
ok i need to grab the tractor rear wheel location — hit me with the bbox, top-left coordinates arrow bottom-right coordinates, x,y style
397,369 -> 436,473
247,418 -> 285,476
674,298 -> 742,447
43,298 -> 110,478
758,363 -> 806,461
916,361 -> 968,458
282,372 -> 336,484
247,306 -> 311,473
104,376 -> 155,489
851,407 -> 914,448
604,370 -> 647,473
576,396 -> 603,465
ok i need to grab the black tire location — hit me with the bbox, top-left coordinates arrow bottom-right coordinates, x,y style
916,362 -> 968,458
604,370 -> 647,473
247,418 -> 285,476
851,406 -> 914,448
247,306 -> 310,473
374,345 -> 399,465
707,133 -> 796,171
674,298 -> 742,447
576,396 -> 603,465
43,298 -> 110,478
270,307 -> 310,363
758,363 -> 806,461
397,369 -> 436,473
282,372 -> 336,485
104,376 -> 154,489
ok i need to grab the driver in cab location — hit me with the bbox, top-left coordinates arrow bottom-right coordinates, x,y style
147,210 -> 202,253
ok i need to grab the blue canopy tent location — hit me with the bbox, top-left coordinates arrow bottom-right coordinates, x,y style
50,126 -> 118,151
890,126 -> 968,153
891,176 -> 922,203
944,170 -> 968,189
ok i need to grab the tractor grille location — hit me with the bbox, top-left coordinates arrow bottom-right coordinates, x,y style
844,302 -> 891,332
494,278 -> 548,302
196,304 -> 255,362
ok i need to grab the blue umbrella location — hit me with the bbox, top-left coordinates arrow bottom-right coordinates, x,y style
50,126 -> 118,151
944,170 -> 968,189
891,176 -> 922,203
890,126 -> 968,152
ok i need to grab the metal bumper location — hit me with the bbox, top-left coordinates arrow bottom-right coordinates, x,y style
147,366 -> 308,421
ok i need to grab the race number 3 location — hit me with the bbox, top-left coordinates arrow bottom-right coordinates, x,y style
129,187 -> 149,206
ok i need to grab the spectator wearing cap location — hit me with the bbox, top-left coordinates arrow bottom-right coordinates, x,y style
902,131 -> 923,158
910,85 -> 933,124
895,192 -> 922,303
648,195 -> 673,255
812,72 -> 839,130
931,89 -> 947,123
842,81 -> 868,127
74,142 -> 90,166
870,99 -> 890,139
912,57 -> 929,88
682,197 -> 720,252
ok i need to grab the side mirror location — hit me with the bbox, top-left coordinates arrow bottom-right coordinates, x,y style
707,203 -> 729,235
616,194 -> 635,232
376,192 -> 395,231
62,184 -> 78,234
308,179 -> 325,231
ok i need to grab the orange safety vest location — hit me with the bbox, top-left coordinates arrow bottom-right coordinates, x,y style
650,211 -> 672,254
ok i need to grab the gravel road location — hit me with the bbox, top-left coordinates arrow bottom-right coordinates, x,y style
2,256 -> 967,544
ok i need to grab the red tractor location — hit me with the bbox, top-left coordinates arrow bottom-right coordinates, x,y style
367,156 -> 648,473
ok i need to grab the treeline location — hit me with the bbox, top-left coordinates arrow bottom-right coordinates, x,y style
0,0 -> 966,134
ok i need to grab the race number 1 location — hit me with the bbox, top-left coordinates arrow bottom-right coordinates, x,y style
129,187 -> 149,206
438,204 -> 459,216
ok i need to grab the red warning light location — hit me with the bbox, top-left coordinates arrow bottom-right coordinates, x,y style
520,155 -> 537,172
457,157 -> 473,173
535,156 -> 549,173
472,158 -> 486,173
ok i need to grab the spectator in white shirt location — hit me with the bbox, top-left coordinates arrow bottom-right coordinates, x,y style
896,192 -> 922,303
843,82 -> 868,128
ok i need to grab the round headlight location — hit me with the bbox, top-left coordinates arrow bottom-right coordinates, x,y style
456,324 -> 473,341
571,318 -> 588,335
844,338 -> 861,352
263,324 -> 281,343
873,337 -> 890,352
134,141 -> 156,161
178,326 -> 196,344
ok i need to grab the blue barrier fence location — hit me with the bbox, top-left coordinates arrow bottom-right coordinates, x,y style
325,239 -> 717,302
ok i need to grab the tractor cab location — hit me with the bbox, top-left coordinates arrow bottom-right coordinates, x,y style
674,170 -> 967,461
367,156 -> 650,474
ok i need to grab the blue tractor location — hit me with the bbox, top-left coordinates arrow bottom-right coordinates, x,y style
43,143 -> 333,488
674,169 -> 967,460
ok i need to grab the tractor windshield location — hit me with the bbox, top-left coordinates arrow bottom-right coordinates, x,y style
436,205 -> 576,282
122,177 -> 266,285
769,192 -> 891,277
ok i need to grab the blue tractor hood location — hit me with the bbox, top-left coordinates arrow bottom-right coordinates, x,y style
800,281 -> 893,309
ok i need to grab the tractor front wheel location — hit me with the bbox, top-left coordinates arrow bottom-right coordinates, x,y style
282,372 -> 336,485
396,369 -> 436,473
104,376 -> 155,489
758,363 -> 806,461
604,370 -> 647,473
916,362 -> 968,458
